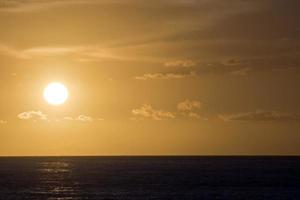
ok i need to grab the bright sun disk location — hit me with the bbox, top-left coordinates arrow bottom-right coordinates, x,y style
43,82 -> 69,106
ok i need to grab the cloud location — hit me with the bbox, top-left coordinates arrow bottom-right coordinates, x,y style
176,55 -> 300,77
185,112 -> 201,119
177,99 -> 202,119
164,60 -> 196,68
0,44 -> 162,63
135,71 -> 196,80
17,111 -> 102,123
0,0 -> 112,12
76,115 -> 94,122
8,45 -> 122,61
0,0 -> 221,13
219,110 -> 300,122
132,104 -> 175,120
133,54 -> 300,81
63,115 -> 103,123
177,99 -> 201,111
75,115 -> 94,122
22,46 -> 83,56
0,0 -> 246,12
0,45 -> 99,60
17,111 -> 48,121
131,100 -> 204,121
1,0 -> 299,76
221,56 -> 300,74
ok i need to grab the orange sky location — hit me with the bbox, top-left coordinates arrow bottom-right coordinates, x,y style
0,0 -> 300,156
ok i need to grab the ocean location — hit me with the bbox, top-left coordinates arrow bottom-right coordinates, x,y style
0,156 -> 299,199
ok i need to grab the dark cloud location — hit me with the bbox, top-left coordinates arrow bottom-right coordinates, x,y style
1,0 -> 300,75
154,55 -> 300,78
219,110 -> 300,122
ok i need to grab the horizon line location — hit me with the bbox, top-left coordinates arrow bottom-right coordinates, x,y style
0,155 -> 300,157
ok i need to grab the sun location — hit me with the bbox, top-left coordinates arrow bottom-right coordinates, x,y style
43,82 -> 69,106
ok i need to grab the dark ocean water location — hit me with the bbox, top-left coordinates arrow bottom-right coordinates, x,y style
0,156 -> 300,200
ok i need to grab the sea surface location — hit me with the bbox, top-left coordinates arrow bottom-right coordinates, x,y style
0,156 -> 299,200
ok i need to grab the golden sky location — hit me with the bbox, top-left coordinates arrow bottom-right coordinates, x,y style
0,0 -> 300,156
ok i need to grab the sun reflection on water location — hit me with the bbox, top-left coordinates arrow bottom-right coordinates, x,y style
34,160 -> 80,199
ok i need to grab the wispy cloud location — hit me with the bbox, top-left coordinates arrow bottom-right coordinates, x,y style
0,0 -> 236,16
0,0 -> 116,12
164,60 -> 196,68
132,104 -> 175,120
166,55 -> 300,77
0,44 -> 161,62
219,110 -> 300,122
0,45 -> 120,61
1,0 -> 299,76
17,111 -> 103,123
135,71 -> 196,80
0,0 -> 241,12
63,115 -> 103,123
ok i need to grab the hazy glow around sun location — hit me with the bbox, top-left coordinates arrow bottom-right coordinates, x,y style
44,82 -> 69,106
